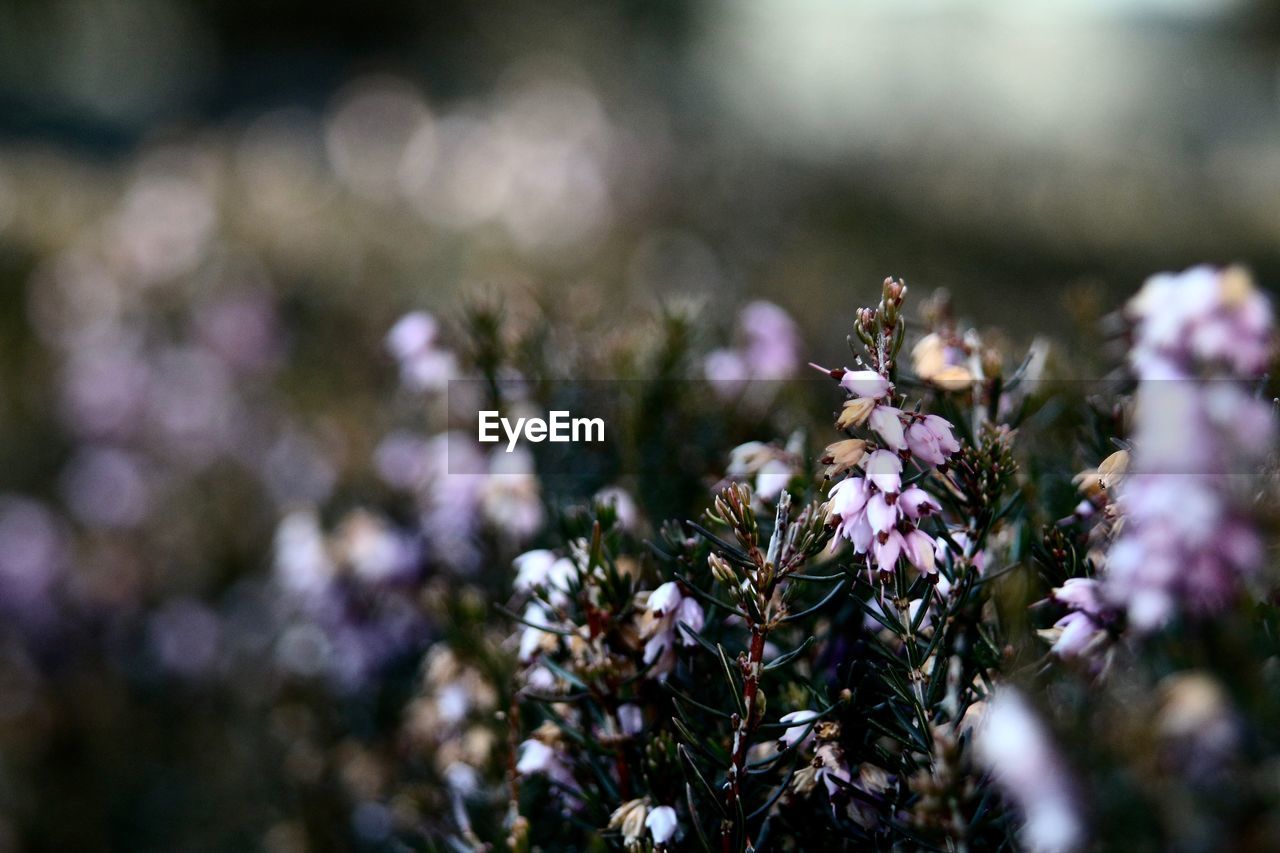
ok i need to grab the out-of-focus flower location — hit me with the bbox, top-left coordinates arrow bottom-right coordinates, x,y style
1105,266 -> 1274,631
481,448 -> 544,541
513,549 -> 576,605
1156,672 -> 1239,780
726,441 -> 799,502
974,690 -> 1083,853
738,301 -> 800,380
912,332 -> 975,390
705,301 -> 800,398
516,731 -> 580,808
1038,578 -> 1117,668
333,510 -> 419,584
386,311 -> 457,393
617,703 -> 644,735
594,486 -> 640,531
273,509 -> 337,596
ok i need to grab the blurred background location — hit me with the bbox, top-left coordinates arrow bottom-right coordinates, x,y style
0,0 -> 1278,849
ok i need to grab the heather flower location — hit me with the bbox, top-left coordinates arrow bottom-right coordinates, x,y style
814,742 -> 854,798
726,440 -> 799,501
912,331 -> 975,390
902,528 -> 936,575
739,300 -> 801,380
777,709 -> 820,749
644,805 -> 680,846
516,737 -> 577,799
974,690 -> 1083,853
899,486 -> 941,521
839,369 -> 892,400
386,310 -> 457,392
1104,266 -> 1274,631
869,405 -> 907,450
862,449 -> 903,494
820,438 -> 867,477
639,582 -> 705,679
616,703 -> 644,735
594,485 -> 640,531
513,548 -> 577,605
836,396 -> 877,430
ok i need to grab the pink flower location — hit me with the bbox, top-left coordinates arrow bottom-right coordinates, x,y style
869,406 -> 907,451
863,450 -> 902,494
740,300 -> 801,380
899,486 -> 941,520
839,370 -> 891,400
1052,578 -> 1105,616
828,477 -> 870,519
922,415 -> 961,455
974,691 -> 1082,853
903,528 -> 936,573
1105,266 -> 1273,631
865,492 -> 899,534
905,421 -> 946,466
1050,611 -> 1107,659
675,595 -> 705,642
873,529 -> 905,571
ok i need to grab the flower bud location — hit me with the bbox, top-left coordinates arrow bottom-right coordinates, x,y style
709,552 -> 737,586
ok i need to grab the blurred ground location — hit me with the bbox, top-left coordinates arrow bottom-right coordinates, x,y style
2,0 -> 1279,347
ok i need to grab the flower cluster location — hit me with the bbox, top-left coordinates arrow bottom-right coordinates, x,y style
1104,266 -> 1274,630
818,279 -> 959,577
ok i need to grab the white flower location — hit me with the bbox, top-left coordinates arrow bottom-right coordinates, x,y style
518,603 -> 557,662
755,457 -> 794,501
515,738 -> 557,775
644,805 -> 679,845
777,710 -> 820,749
617,703 -> 644,735
513,549 -> 558,592
443,761 -> 480,796
648,581 -> 683,616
